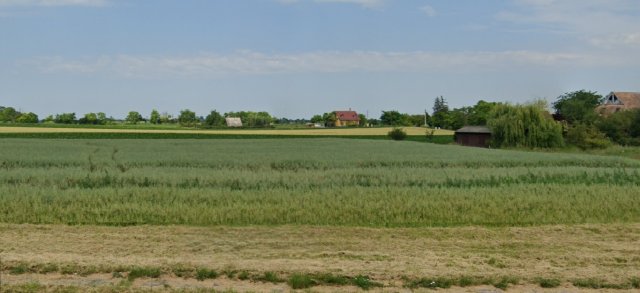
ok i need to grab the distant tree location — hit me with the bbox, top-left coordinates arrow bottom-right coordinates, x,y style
322,112 -> 337,127
488,101 -> 564,148
97,112 -> 108,124
0,107 -> 19,123
125,111 -> 143,124
54,113 -> 76,124
358,114 -> 368,127
178,109 -> 198,127
204,110 -> 224,128
596,109 -> 640,146
448,107 -> 471,130
225,111 -> 273,127
16,112 -> 39,123
408,114 -> 427,127
160,112 -> 174,124
553,90 -> 603,124
467,100 -> 499,125
79,113 -> 99,125
380,111 -> 411,126
149,109 -> 161,124
310,115 -> 323,123
368,118 -> 381,126
431,96 -> 451,128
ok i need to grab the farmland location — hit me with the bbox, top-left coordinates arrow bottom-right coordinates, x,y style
1,138 -> 640,292
0,126 -> 453,136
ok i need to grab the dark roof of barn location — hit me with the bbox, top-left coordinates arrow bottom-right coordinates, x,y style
455,126 -> 492,134
335,111 -> 360,121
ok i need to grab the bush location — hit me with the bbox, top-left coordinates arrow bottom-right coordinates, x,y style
128,267 -> 161,281
352,275 -> 382,290
565,123 -> 611,150
388,128 -> 407,141
288,273 -> 316,289
536,277 -> 561,288
196,268 -> 218,281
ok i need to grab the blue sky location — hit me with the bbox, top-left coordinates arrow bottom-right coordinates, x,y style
1,0 -> 639,119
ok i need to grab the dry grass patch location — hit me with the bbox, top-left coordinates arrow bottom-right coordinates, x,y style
1,223 -> 639,287
0,126 -> 452,136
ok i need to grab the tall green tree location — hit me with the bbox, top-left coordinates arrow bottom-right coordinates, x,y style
204,110 -> 224,127
178,109 -> 198,127
322,112 -> 337,127
310,115 -> 323,123
54,113 -> 76,124
468,100 -> 499,125
488,102 -> 564,148
125,111 -> 143,124
380,111 -> 411,126
553,90 -> 603,124
431,96 -> 451,128
358,114 -> 368,127
149,110 -> 161,124
79,113 -> 99,124
16,112 -> 38,123
0,107 -> 19,122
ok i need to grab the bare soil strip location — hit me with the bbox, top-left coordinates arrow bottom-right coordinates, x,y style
1,223 -> 639,291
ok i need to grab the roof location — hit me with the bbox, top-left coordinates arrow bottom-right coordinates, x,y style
455,126 -> 492,134
611,92 -> 640,109
225,117 -> 242,127
335,111 -> 360,121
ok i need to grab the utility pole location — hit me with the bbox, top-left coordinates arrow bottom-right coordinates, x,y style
424,109 -> 428,126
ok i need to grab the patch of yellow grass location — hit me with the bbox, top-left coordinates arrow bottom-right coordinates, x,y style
1,223 -> 638,282
0,126 -> 453,136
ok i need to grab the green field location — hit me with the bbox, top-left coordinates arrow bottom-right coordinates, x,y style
1,138 -> 639,227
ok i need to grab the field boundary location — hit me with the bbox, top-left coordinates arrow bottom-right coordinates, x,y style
0,132 -> 455,143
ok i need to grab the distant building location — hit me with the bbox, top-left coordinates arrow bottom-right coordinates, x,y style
597,92 -> 640,115
334,110 -> 360,127
225,117 -> 242,127
455,126 -> 492,148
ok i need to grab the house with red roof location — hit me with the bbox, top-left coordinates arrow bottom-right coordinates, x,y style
334,110 -> 360,127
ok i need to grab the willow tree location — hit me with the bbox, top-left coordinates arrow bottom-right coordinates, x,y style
488,101 -> 564,148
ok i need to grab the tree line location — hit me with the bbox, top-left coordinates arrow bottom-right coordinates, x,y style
3,90 -> 640,149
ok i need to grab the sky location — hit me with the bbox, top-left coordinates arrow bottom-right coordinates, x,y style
1,0 -> 639,119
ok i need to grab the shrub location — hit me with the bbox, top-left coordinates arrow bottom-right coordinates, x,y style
388,128 -> 407,141
288,273 -> 316,289
237,271 -> 250,280
128,267 -> 161,281
536,277 -> 561,288
254,271 -> 283,283
315,273 -> 350,285
352,275 -> 382,290
565,123 -> 611,150
196,268 -> 218,281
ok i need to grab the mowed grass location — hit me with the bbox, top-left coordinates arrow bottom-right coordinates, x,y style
1,138 -> 639,227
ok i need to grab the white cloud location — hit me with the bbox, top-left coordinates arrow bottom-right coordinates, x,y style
0,0 -> 108,7
419,5 -> 436,17
314,0 -> 384,9
23,50 -> 610,79
498,0 -> 640,49
275,0 -> 385,9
